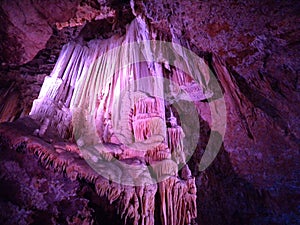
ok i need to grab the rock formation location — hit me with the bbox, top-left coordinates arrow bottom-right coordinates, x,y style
0,0 -> 299,225
2,15 -> 212,225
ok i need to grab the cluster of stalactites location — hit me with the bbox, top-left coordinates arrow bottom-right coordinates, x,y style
133,97 -> 163,116
0,118 -> 158,225
131,96 -> 165,143
159,172 -> 197,225
28,16 -> 198,225
29,43 -> 88,139
129,95 -> 196,225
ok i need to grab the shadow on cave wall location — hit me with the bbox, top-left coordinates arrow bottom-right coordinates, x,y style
188,115 -> 298,225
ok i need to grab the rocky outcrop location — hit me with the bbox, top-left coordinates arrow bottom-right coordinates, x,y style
0,0 -> 53,65
0,0 -> 126,65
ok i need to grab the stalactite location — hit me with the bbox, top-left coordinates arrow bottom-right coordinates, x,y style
166,108 -> 186,166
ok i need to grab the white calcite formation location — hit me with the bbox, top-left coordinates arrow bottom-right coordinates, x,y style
28,16 -> 214,225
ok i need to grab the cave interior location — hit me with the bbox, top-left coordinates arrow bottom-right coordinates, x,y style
0,0 -> 299,225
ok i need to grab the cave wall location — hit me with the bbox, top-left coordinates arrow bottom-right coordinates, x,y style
138,2 -> 300,224
0,0 -> 299,225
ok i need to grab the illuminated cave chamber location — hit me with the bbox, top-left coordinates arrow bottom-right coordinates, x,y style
28,17 -> 213,225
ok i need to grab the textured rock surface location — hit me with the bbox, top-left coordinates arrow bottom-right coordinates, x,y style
0,0 -> 52,65
0,0 -> 130,65
0,0 -> 299,225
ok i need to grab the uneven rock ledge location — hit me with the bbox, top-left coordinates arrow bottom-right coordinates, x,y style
0,117 -> 124,225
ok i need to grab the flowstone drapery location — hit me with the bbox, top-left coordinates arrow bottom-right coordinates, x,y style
28,16 -> 213,225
